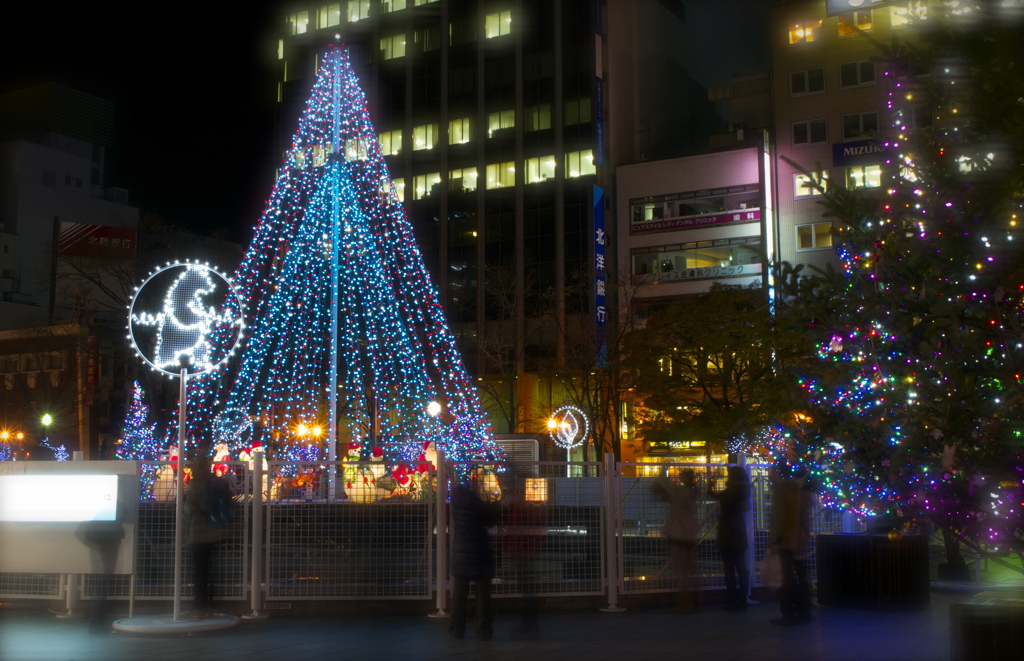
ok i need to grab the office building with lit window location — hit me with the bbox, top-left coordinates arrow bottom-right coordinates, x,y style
771,0 -> 930,271
276,0 -> 716,434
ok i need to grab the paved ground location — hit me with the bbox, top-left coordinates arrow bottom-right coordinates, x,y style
2,561 -> 1020,661
0,589 -> 987,661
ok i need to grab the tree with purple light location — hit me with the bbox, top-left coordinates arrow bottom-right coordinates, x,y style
775,7 -> 1024,562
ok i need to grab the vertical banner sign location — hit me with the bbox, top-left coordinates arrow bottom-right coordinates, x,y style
84,336 -> 99,407
594,185 -> 607,366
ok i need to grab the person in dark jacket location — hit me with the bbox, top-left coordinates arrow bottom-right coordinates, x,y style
709,464 -> 750,611
185,453 -> 233,615
449,483 -> 498,640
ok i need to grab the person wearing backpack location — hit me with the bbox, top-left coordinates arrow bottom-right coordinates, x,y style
185,452 -> 234,616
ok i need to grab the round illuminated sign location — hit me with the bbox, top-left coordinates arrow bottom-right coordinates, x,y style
128,262 -> 243,376
548,406 -> 588,449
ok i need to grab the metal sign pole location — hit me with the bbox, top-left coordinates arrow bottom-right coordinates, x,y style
173,368 -> 188,621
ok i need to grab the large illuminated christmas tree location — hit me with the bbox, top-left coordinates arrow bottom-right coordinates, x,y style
773,8 -> 1024,555
186,45 -> 500,466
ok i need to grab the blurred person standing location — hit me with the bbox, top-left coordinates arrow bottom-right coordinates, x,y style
709,464 -> 750,612
769,471 -> 814,625
185,453 -> 233,616
653,468 -> 700,614
448,482 -> 499,641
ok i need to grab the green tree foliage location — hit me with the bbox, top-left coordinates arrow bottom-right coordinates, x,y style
625,283 -> 811,453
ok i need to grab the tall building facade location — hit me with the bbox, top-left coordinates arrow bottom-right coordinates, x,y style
771,0 -> 928,272
275,0 -> 715,435
0,84 -> 141,457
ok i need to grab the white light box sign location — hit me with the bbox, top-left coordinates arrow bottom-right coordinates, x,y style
0,474 -> 119,522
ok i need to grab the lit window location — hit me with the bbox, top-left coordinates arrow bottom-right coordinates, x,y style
414,0 -> 439,5
348,0 -> 370,22
840,61 -> 876,88
525,104 -> 551,131
796,222 -> 832,250
845,164 -> 882,189
792,119 -> 827,146
790,68 -> 824,95
789,19 -> 822,43
392,178 -> 405,202
289,11 -> 310,35
564,97 -> 592,125
794,172 -> 828,197
278,39 -> 284,60
318,4 -> 342,28
379,129 -> 402,155
842,112 -> 879,139
413,123 -> 439,150
525,155 -> 556,183
381,0 -> 407,12
565,150 -> 596,178
890,1 -> 928,28
413,172 -> 441,200
345,138 -> 367,161
449,167 -> 478,192
837,10 -> 872,37
487,109 -> 515,137
449,117 -> 471,145
415,25 -> 441,51
381,34 -> 407,60
486,161 -> 515,189
485,10 -> 512,38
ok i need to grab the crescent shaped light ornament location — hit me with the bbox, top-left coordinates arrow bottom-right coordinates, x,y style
548,406 -> 588,449
128,262 -> 244,376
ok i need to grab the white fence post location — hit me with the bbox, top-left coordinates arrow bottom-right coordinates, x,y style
600,452 -> 625,612
56,451 -> 86,619
428,448 -> 448,618
243,448 -> 268,619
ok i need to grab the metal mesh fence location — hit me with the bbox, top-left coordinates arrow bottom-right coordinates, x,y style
0,458 -> 863,604
264,461 -> 433,599
465,461 -> 606,598
130,460 -> 249,601
616,463 -> 723,594
0,572 -> 62,598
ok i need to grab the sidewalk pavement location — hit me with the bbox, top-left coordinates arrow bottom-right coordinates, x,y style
3,558 -> 1022,661
0,588 -> 988,661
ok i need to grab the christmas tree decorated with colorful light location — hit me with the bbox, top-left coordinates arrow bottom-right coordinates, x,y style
771,7 -> 1024,554
118,381 -> 163,496
186,45 -> 500,469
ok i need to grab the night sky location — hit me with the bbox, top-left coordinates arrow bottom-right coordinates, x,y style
2,1 -> 770,244
2,3 -> 283,242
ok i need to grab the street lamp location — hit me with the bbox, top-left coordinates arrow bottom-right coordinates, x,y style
41,413 -> 53,428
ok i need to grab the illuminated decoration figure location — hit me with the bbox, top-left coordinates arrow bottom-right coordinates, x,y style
185,45 -> 501,473
548,406 -> 588,450
130,263 -> 243,374
212,408 -> 254,451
